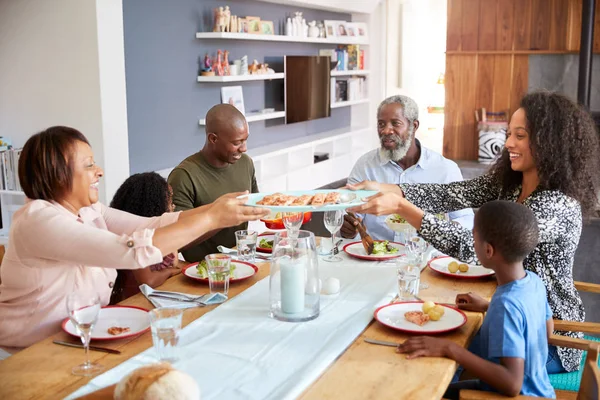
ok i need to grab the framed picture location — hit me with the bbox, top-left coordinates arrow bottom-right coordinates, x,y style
260,20 -> 274,35
238,18 -> 248,33
353,22 -> 368,38
324,20 -> 337,38
346,23 -> 357,37
335,21 -> 348,37
246,16 -> 261,34
221,86 -> 245,115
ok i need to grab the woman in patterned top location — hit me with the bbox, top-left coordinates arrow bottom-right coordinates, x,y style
348,91 -> 600,373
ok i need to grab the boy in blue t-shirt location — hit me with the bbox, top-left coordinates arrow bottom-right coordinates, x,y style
398,200 -> 555,399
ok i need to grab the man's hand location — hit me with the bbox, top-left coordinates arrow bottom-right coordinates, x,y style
341,213 -> 360,238
455,292 -> 489,313
397,336 -> 456,359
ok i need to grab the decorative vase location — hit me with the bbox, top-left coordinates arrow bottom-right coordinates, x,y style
308,21 -> 319,38
269,230 -> 320,322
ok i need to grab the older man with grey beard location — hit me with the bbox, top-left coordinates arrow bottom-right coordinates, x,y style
341,95 -> 474,240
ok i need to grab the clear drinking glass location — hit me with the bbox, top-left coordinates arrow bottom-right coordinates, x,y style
397,257 -> 421,301
149,308 -> 183,363
66,292 -> 104,376
406,235 -> 430,289
282,212 -> 304,239
205,254 -> 232,295
323,210 -> 343,262
269,230 -> 320,322
235,230 -> 258,262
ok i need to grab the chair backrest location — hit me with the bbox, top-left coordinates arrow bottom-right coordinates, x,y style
579,343 -> 600,400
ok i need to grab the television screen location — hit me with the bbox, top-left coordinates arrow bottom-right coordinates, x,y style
285,56 -> 332,124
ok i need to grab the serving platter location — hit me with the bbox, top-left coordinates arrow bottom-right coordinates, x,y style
242,189 -> 378,212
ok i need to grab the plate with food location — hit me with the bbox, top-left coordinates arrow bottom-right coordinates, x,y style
428,256 -> 495,279
243,189 -> 378,213
343,240 -> 405,261
62,305 -> 150,341
257,233 -> 275,253
374,301 -> 467,334
182,260 -> 258,283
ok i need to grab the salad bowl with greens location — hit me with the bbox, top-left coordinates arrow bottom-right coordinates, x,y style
343,240 -> 405,261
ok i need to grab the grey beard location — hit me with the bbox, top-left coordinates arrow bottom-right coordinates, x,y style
379,138 -> 412,164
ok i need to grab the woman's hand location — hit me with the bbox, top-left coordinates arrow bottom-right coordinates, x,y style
347,192 -> 405,216
209,191 -> 270,228
397,336 -> 456,359
455,292 -> 489,313
345,181 -> 404,194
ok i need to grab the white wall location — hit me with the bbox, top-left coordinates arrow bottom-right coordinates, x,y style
0,0 -> 129,203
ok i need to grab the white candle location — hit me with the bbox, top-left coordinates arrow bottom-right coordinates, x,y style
279,257 -> 305,314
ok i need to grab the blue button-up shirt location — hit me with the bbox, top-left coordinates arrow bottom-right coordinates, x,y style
347,145 -> 474,241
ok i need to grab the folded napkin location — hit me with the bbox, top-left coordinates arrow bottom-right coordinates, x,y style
217,245 -> 272,260
139,284 -> 227,309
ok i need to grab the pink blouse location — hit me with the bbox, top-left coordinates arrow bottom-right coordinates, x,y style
0,199 -> 180,350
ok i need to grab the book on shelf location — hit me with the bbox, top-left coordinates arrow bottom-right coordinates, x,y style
334,77 -> 367,102
347,45 -> 359,71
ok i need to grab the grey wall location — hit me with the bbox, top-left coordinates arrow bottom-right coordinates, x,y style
528,54 -> 600,111
123,0 -> 352,173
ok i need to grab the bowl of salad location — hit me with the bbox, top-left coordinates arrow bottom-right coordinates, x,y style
385,214 -> 412,233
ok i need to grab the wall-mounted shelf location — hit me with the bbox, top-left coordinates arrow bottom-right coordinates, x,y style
331,99 -> 370,108
198,110 -> 285,125
196,73 -> 285,82
195,32 -> 369,46
331,70 -> 370,77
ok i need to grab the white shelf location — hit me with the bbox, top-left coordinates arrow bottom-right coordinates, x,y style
198,111 -> 285,125
195,32 -> 369,46
0,190 -> 24,195
331,99 -> 370,108
196,73 -> 284,83
331,70 -> 370,77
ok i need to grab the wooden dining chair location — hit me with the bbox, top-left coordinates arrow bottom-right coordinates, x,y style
459,340 -> 600,400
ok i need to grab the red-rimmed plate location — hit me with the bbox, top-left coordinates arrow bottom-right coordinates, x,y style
428,256 -> 495,279
343,241 -> 405,261
62,305 -> 150,341
374,301 -> 467,334
182,260 -> 258,283
256,233 -> 275,253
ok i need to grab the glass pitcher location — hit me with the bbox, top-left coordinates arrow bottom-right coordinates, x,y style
269,230 -> 320,322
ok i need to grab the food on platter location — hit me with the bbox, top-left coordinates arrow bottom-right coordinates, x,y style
324,192 -> 341,204
196,260 -> 235,279
311,193 -> 325,206
114,362 -> 200,400
107,326 -> 131,336
447,261 -> 459,273
291,194 -> 313,206
371,240 -> 399,255
404,311 -> 430,326
259,238 -> 274,249
458,263 -> 469,273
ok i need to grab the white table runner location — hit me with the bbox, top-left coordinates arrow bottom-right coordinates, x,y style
68,258 -> 398,400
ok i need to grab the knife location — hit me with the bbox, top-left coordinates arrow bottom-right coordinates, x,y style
364,338 -> 401,347
53,340 -> 121,354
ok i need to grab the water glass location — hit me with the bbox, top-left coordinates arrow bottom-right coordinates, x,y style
406,235 -> 430,289
397,257 -> 421,301
235,230 -> 258,262
205,254 -> 231,295
323,210 -> 344,262
282,212 -> 304,238
66,292 -> 103,376
149,308 -> 183,363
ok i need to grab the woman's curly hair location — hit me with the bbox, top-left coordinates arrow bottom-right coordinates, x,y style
110,172 -> 171,217
490,91 -> 600,217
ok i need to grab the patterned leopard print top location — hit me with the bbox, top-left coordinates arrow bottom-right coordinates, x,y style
400,173 -> 584,372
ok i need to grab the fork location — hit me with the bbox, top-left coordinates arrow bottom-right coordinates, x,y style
149,292 -> 207,303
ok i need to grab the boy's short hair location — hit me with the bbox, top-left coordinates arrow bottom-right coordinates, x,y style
475,200 -> 539,263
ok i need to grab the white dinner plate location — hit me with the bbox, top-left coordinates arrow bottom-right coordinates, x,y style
243,189 -> 378,212
182,260 -> 258,283
62,306 -> 150,341
374,301 -> 467,334
343,241 -> 405,261
256,233 -> 275,253
428,256 -> 495,279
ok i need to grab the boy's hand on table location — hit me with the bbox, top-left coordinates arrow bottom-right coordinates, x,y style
455,292 -> 489,313
397,336 -> 456,359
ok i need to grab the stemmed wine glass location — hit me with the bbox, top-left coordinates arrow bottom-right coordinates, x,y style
66,292 -> 104,376
282,212 -> 304,238
323,210 -> 344,262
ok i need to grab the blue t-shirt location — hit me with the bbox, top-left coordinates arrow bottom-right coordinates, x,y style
471,271 -> 555,398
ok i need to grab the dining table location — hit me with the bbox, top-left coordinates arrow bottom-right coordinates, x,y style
0,245 -> 497,400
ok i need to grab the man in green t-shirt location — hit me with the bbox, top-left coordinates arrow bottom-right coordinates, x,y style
168,104 -> 259,262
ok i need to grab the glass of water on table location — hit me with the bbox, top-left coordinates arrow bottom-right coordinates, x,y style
149,308 -> 183,363
235,230 -> 258,262
396,256 -> 421,301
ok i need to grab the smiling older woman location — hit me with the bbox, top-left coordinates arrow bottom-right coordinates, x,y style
0,126 -> 269,354
348,91 -> 600,374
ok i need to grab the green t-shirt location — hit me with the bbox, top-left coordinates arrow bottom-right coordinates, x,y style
168,152 -> 259,262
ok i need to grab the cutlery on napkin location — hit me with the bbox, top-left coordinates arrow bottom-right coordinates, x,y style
53,340 -> 121,354
139,284 -> 227,309
217,245 -> 271,260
